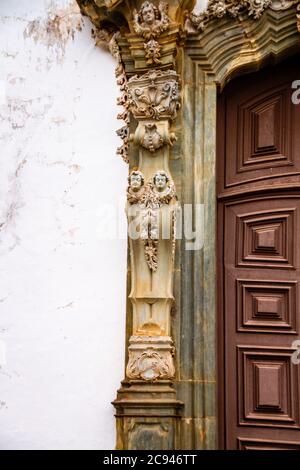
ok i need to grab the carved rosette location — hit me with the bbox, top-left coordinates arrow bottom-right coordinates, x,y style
126,335 -> 175,381
133,1 -> 171,65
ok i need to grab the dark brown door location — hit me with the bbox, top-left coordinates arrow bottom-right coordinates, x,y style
217,56 -> 300,450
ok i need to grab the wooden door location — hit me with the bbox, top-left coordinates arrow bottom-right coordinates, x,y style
217,56 -> 300,450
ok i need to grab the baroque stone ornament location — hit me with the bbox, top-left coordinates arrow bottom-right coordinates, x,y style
133,1 -> 171,65
144,38 -> 161,65
126,336 -> 175,381
92,29 -> 130,163
141,123 -> 164,152
127,69 -> 180,152
77,0 -> 300,451
187,0 -> 300,32
128,69 -> 180,121
114,35 -> 130,164
188,0 -> 273,31
127,170 -> 176,272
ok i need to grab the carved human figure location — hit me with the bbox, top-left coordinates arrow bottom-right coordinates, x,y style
153,170 -> 168,192
133,1 -> 170,40
128,170 -> 144,192
140,1 -> 157,26
127,169 -> 177,336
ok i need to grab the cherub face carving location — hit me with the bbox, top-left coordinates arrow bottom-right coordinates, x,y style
141,2 -> 156,26
153,171 -> 169,192
129,171 -> 144,192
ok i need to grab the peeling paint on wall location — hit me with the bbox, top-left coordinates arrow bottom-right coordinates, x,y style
0,0 -> 127,451
23,1 -> 83,63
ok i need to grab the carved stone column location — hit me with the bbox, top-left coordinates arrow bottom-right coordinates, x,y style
76,0 -> 195,450
115,67 -> 182,449
77,0 -> 300,452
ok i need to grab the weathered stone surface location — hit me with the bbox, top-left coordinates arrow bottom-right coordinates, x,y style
77,0 -> 300,450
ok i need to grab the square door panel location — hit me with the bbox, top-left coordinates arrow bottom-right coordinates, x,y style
237,279 -> 298,333
237,438 -> 300,450
239,90 -> 290,169
236,209 -> 296,268
238,347 -> 300,428
225,84 -> 300,188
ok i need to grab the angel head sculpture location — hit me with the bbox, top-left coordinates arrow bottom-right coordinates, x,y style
128,170 -> 145,192
153,170 -> 169,192
139,1 -> 159,26
133,1 -> 170,40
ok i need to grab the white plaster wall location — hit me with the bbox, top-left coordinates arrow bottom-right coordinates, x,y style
0,0 -> 127,450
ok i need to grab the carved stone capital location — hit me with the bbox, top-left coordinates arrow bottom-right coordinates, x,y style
128,69 -> 180,121
126,335 -> 175,381
127,69 -> 181,152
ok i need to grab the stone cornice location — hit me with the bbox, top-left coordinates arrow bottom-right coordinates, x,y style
185,5 -> 300,87
77,0 -> 196,31
186,0 -> 300,33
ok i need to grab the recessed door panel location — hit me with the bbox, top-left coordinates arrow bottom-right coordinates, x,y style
217,56 -> 300,450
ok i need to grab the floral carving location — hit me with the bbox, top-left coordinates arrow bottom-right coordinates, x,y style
133,1 -> 170,65
127,170 -> 177,271
126,348 -> 175,380
114,36 -> 130,164
93,29 -> 130,163
127,70 -> 181,121
126,336 -> 175,381
188,0 -> 272,32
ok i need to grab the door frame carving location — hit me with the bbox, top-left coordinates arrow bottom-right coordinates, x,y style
76,0 -> 300,449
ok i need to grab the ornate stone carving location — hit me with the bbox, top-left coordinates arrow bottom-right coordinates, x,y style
141,123 -> 164,152
188,0 -> 272,31
133,1 -> 171,65
126,335 -> 175,381
144,38 -> 161,65
92,29 -> 129,163
270,0 -> 299,11
188,0 -> 300,32
297,2 -> 300,32
128,70 -> 180,121
114,35 -> 130,164
133,1 -> 170,39
127,170 -> 176,272
77,0 -> 300,451
126,70 -> 181,152
131,121 -> 177,152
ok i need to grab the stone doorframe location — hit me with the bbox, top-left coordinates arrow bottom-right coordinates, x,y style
76,0 -> 300,450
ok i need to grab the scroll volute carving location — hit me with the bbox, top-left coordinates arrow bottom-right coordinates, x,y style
127,69 -> 181,152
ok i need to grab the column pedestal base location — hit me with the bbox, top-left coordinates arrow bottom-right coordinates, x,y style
112,380 -> 183,450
